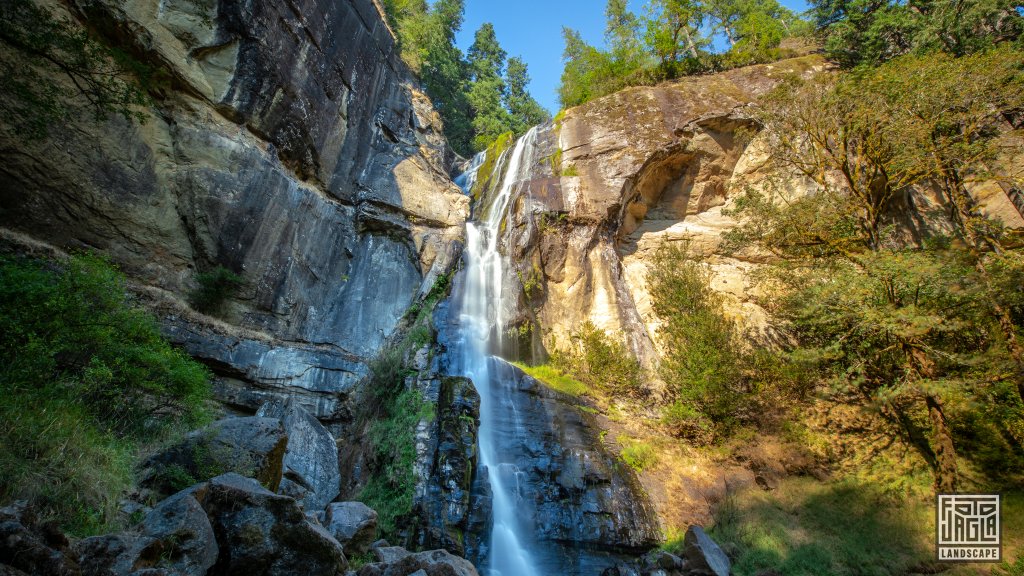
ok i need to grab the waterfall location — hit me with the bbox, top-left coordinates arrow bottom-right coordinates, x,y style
454,127 -> 541,576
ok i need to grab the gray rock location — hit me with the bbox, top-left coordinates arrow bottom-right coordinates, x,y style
372,546 -> 411,564
256,399 -> 341,511
195,473 -> 347,575
141,417 -> 287,498
358,548 -> 478,576
74,492 -> 216,576
0,0 -> 468,424
139,493 -> 218,574
0,501 -> 80,576
410,376 -> 480,556
325,502 -> 378,556
684,526 -> 731,576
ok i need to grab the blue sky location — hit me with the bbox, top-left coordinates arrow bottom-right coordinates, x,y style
449,0 -> 811,114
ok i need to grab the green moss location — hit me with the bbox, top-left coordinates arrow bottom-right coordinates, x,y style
470,131 -> 515,202
562,163 -> 579,177
513,362 -> 588,397
546,148 -> 564,176
553,109 -> 566,135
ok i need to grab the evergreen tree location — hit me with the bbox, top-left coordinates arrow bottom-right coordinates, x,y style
505,56 -> 550,136
420,0 -> 474,155
467,23 -> 513,150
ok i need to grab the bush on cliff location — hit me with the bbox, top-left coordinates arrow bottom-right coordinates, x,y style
0,253 -> 211,535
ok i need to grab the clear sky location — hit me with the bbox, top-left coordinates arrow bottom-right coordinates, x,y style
449,0 -> 811,114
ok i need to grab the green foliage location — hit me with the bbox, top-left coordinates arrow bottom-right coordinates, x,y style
558,0 -> 809,108
723,48 -> 1024,491
648,244 -> 750,441
0,254 -> 211,534
0,0 -> 155,139
811,0 -> 1022,67
189,266 -> 244,316
618,436 -> 658,472
505,56 -> 551,136
551,322 -> 645,396
513,362 -> 589,397
359,377 -> 433,537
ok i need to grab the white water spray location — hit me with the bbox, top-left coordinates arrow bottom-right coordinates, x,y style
454,127 -> 541,576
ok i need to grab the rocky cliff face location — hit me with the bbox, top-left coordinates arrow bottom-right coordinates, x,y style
0,0 -> 468,422
484,53 -> 1024,371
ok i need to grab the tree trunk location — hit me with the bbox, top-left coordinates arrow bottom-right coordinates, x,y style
926,394 -> 959,494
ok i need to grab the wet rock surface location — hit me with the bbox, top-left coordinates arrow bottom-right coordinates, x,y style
410,375 -> 480,556
465,358 -> 662,574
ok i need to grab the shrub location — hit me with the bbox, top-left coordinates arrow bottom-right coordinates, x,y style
552,322 -> 644,397
647,244 -> 748,440
618,436 -> 658,472
189,265 -> 243,315
0,253 -> 211,534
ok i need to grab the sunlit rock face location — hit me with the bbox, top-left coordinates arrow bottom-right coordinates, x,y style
464,56 -> 830,375
0,0 -> 468,421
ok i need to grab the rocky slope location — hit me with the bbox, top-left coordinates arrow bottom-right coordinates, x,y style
0,0 -> 468,423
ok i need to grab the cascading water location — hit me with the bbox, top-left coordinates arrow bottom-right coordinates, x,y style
453,127 -> 542,576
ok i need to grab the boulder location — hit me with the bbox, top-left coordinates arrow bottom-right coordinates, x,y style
140,417 -> 287,498
683,526 -> 731,576
139,492 -> 219,574
74,492 -> 217,576
325,502 -> 378,556
257,399 -> 341,511
358,547 -> 478,576
197,473 -> 347,575
0,501 -> 80,576
372,546 -> 411,564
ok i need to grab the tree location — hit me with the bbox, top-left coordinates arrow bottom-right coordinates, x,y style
809,0 -> 1023,67
467,23 -> 513,150
644,0 -> 708,76
724,50 -> 1024,492
0,0 -> 153,139
606,0 -> 649,76
418,0 -> 474,155
504,57 -> 550,135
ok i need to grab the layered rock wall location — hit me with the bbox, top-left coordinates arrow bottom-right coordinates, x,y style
0,0 -> 468,421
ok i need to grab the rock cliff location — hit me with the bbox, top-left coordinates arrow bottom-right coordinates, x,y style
0,0 -> 468,422
482,53 -> 1024,369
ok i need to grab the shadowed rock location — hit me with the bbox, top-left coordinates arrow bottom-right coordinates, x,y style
257,399 -> 341,511
325,502 -> 378,556
140,417 -> 288,498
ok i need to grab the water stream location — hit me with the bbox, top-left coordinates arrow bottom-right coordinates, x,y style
453,127 -> 542,576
